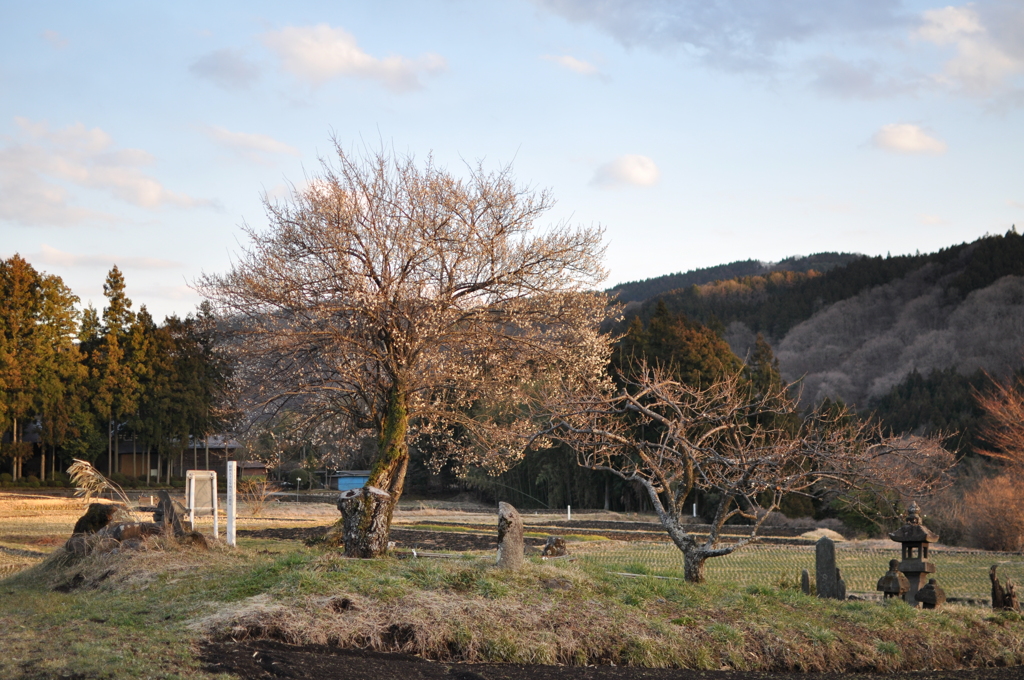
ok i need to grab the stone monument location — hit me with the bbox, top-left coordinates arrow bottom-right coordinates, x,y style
815,536 -> 840,599
496,502 -> 524,570
888,501 -> 939,607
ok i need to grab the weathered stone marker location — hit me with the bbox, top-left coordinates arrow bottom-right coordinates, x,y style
801,569 -> 811,595
991,564 -> 1021,611
836,567 -> 847,601
496,502 -> 524,570
815,536 -> 840,599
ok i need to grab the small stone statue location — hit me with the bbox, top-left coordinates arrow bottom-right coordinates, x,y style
836,567 -> 847,600
877,558 -> 910,599
801,569 -> 811,595
915,578 -> 946,609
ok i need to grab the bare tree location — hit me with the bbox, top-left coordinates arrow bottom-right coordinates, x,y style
542,365 -> 953,582
977,373 -> 1024,468
197,143 -> 613,557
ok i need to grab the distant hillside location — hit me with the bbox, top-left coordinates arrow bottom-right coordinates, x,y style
608,252 -> 860,303
615,230 -> 1024,410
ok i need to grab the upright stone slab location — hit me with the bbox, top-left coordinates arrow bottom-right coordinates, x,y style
496,502 -> 524,570
815,536 -> 839,599
801,569 -> 811,595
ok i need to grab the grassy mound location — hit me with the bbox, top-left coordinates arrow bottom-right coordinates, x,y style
4,538 -> 1024,678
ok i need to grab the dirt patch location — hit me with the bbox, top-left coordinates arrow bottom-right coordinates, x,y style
199,640 -> 1024,680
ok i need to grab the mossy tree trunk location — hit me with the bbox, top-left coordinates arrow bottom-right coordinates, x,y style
339,381 -> 409,558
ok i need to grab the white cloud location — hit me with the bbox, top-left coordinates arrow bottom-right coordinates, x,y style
590,155 -> 660,188
41,30 -> 68,49
34,244 -> 183,270
870,123 -> 947,154
204,126 -> 300,165
0,117 -> 214,227
261,24 -> 445,91
915,4 -> 1024,95
543,54 -> 600,76
190,49 -> 261,90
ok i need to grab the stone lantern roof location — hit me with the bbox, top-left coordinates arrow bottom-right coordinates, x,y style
888,502 -> 939,543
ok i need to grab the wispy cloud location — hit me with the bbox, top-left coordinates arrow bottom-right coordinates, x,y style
261,24 -> 446,91
0,117 -> 216,227
542,54 -> 603,77
915,3 -> 1024,96
33,244 -> 184,270
190,48 -> 261,90
870,123 -> 947,154
41,30 -> 68,49
535,0 -> 908,73
591,154 -> 660,188
808,56 -> 921,99
203,125 -> 300,165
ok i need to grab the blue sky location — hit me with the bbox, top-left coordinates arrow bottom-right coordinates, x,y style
2,0 -> 1023,321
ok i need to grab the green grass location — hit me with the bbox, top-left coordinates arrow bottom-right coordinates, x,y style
573,541 -> 1024,599
5,536 -> 1024,678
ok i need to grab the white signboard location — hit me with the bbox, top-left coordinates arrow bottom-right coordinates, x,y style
186,470 -> 218,538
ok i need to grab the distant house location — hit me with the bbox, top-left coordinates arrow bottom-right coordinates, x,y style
327,470 -> 371,491
116,435 -> 241,479
238,461 -> 269,477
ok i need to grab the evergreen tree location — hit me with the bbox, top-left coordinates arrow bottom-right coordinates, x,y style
0,256 -> 43,479
94,266 -> 139,475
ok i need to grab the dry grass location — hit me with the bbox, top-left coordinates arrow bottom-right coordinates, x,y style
189,551 -> 1024,672
5,495 -> 1024,676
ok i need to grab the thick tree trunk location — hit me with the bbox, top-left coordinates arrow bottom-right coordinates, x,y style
338,382 -> 409,558
683,548 -> 708,583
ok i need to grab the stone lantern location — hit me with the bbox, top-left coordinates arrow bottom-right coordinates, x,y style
888,501 -> 939,607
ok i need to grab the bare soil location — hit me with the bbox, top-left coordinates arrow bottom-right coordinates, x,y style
199,640 -> 1024,680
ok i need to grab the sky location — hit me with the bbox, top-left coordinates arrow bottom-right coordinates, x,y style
2,0 -> 1023,321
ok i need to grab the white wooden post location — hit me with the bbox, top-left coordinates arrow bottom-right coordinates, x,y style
212,476 -> 219,540
188,477 -> 196,530
226,461 -> 237,547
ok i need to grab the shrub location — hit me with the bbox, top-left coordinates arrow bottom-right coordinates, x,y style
963,473 -> 1024,551
25,475 -> 41,488
0,473 -> 12,483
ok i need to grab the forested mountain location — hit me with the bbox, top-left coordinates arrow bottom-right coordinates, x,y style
611,230 -> 1024,447
608,252 -> 861,303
